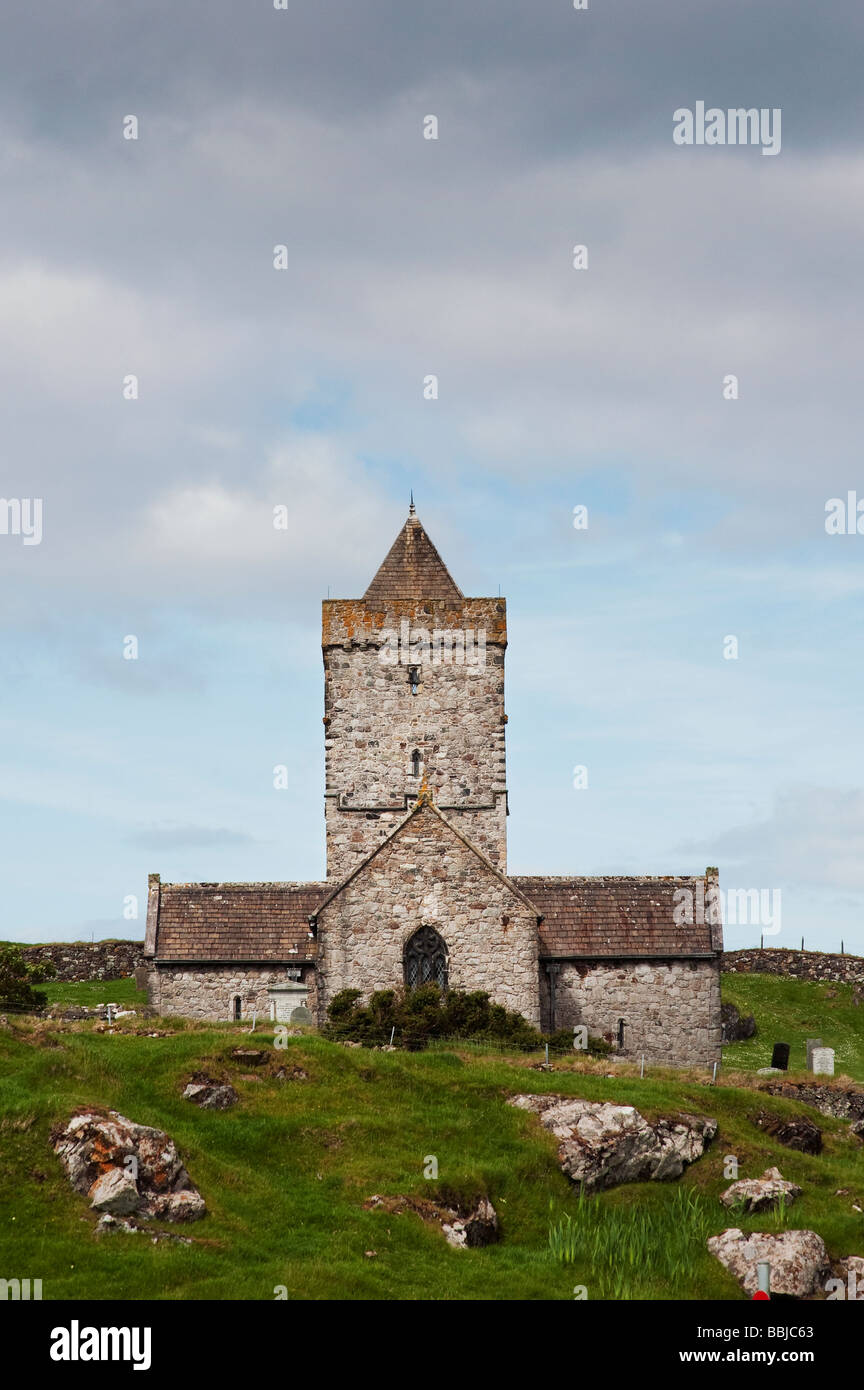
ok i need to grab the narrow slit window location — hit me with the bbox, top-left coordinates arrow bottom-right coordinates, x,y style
411,749 -> 421,777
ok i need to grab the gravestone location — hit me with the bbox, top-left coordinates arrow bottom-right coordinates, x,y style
811,1047 -> 835,1077
806,1038 -> 822,1070
268,981 -> 310,1024
133,966 -> 149,991
290,1004 -> 312,1024
771,1042 -> 790,1071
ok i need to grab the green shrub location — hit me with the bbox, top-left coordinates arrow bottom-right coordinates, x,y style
324,984 -> 591,1053
0,945 -> 55,1012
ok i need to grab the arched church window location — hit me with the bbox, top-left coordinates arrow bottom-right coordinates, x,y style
404,925 -> 448,991
233,995 -> 242,1021
407,665 -> 420,695
411,749 -> 421,777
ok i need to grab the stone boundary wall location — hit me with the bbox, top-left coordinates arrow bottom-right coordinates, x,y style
22,941 -> 146,982
722,948 -> 864,985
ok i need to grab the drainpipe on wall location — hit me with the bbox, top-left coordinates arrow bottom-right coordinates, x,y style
545,964 -> 561,1031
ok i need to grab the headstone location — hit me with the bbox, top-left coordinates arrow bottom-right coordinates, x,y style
805,1038 -> 822,1070
811,1047 -> 835,1077
771,1042 -> 790,1071
133,966 -> 149,991
290,1005 -> 312,1024
268,981 -> 310,1024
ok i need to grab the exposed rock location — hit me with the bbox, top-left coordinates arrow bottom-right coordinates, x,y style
363,1193 -> 499,1249
721,1002 -> 756,1042
274,1066 -> 309,1082
88,1167 -> 140,1215
182,1080 -> 238,1110
708,1228 -> 831,1298
720,1166 -> 802,1213
441,1197 -> 499,1249
95,1213 -> 193,1244
762,1082 -> 864,1127
833,1256 -> 864,1300
750,1109 -> 822,1155
95,1213 -> 139,1235
52,1109 -> 206,1223
149,1189 -> 205,1221
509,1094 -> 716,1190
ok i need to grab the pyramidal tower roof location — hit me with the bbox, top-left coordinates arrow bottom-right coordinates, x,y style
363,502 -> 464,603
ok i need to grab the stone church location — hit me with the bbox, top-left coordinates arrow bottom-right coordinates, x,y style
145,506 -> 723,1065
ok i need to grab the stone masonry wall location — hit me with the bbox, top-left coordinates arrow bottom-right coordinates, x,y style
151,964 -> 318,1023
722,948 -> 864,985
316,803 -> 539,1025
322,598 -> 508,881
23,941 -> 145,982
546,959 -> 722,1066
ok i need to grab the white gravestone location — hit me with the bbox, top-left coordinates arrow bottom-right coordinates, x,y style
811,1046 -> 835,1076
268,981 -> 310,1024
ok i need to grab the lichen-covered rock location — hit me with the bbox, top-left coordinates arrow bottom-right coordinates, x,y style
52,1109 -> 205,1223
509,1094 -> 716,1190
833,1256 -> 864,1300
707,1228 -> 830,1297
720,1166 -> 802,1213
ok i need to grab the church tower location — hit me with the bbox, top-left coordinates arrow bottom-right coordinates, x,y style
321,505 -> 509,880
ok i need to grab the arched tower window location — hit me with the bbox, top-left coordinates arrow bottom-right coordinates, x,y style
404,925 -> 448,992
411,749 -> 421,777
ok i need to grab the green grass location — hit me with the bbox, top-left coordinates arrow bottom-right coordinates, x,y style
721,973 -> 864,1082
37,977 -> 147,1009
1,972 -> 862,1300
549,1185 -> 716,1299
2,987 -> 864,1300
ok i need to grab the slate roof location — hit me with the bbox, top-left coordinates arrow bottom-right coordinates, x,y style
151,871 -> 719,963
152,882 -> 327,961
363,509 -> 463,604
512,876 -> 721,958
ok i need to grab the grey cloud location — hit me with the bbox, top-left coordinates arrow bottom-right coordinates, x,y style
681,786 -> 864,892
127,824 -> 258,849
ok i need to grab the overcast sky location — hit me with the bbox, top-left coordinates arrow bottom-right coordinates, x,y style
2,0 -> 863,952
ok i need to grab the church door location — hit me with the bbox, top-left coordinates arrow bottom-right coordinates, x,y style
404,925 -> 448,991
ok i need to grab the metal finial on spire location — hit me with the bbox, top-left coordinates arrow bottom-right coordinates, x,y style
409,490 -> 415,515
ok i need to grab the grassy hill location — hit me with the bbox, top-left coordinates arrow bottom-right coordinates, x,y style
0,972 -> 862,1301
